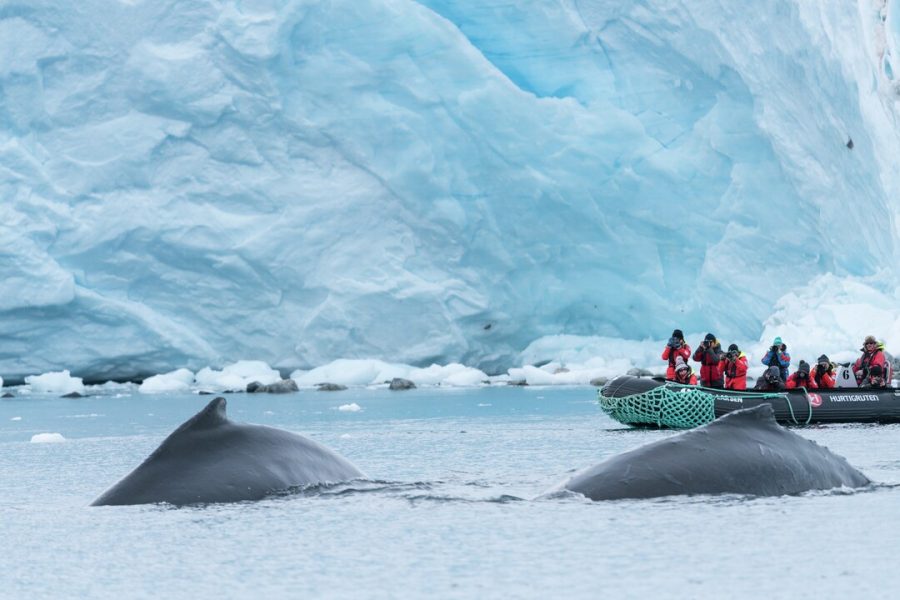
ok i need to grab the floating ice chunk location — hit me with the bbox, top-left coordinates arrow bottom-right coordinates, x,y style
408,363 -> 487,386
11,416 -> 22,421
338,403 -> 362,412
24,370 -> 85,395
194,368 -> 246,392
443,368 -> 488,387
292,359 -> 488,388
340,433 -> 353,439
0,375 -> 3,388
88,381 -> 136,394
222,360 -> 282,383
139,368 -> 195,394
292,359 -> 408,387
196,360 -> 281,391
31,433 -> 65,443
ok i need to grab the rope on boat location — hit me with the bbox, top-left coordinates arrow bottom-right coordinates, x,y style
679,383 -> 815,426
794,387 -> 814,426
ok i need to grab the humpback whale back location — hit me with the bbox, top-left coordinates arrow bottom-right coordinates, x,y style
553,405 -> 869,500
92,397 -> 365,506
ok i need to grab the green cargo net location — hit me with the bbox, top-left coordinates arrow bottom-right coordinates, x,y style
598,382 -> 811,428
598,383 -> 716,429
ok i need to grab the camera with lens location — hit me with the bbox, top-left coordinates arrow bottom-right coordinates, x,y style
667,336 -> 681,349
725,350 -> 737,361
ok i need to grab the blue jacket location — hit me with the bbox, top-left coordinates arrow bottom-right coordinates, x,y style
761,349 -> 791,381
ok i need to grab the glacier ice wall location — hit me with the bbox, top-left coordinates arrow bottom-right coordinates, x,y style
1,0 -> 899,381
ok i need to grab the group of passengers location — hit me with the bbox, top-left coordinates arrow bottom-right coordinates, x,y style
662,330 -> 892,391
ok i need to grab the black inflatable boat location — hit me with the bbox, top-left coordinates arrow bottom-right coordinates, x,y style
599,374 -> 900,428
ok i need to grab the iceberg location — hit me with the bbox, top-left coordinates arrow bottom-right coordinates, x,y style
2,1 -> 899,382
24,370 -> 85,395
30,433 -> 66,443
194,360 -> 282,392
291,359 -> 488,388
138,368 -> 195,394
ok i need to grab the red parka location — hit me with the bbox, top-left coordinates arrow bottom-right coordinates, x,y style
719,353 -> 748,390
786,372 -> 818,389
693,342 -> 724,387
662,343 -> 692,380
810,365 -> 835,389
853,349 -> 887,383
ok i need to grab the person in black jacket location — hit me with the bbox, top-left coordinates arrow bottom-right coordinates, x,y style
754,366 -> 786,391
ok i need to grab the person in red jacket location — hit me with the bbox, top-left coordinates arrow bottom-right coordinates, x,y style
853,335 -> 888,387
810,354 -> 836,389
719,343 -> 748,390
661,329 -> 691,381
673,356 -> 697,385
786,360 -> 818,389
693,333 -> 724,388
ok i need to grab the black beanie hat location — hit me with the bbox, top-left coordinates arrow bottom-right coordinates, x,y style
672,329 -> 684,339
798,360 -> 810,374
817,354 -> 829,364
704,333 -> 716,342
727,343 -> 739,353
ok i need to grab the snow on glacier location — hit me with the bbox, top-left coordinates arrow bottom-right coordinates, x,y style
2,0 -> 900,383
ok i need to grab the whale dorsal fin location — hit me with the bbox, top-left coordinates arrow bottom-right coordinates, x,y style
188,397 -> 228,429
143,397 -> 231,460
169,397 -> 230,437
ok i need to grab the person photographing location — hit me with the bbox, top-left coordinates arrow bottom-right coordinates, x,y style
810,354 -> 836,389
719,343 -> 748,390
693,333 -> 724,388
761,337 -> 791,382
662,329 -> 691,381
786,360 -> 818,389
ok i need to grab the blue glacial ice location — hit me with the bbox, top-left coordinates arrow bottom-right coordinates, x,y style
2,0 -> 900,382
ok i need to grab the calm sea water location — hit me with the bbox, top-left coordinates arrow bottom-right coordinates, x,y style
2,386 -> 900,599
